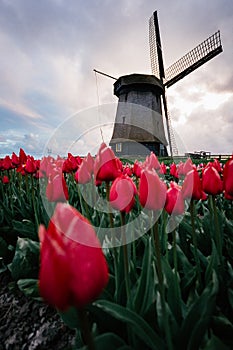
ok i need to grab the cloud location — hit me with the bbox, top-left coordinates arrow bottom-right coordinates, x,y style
0,0 -> 233,156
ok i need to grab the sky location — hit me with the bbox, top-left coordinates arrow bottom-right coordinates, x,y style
0,0 -> 233,158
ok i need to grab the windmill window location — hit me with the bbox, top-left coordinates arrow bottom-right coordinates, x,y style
116,143 -> 122,152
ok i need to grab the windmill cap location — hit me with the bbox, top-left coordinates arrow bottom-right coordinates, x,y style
114,74 -> 164,97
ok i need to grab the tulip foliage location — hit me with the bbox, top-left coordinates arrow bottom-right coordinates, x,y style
0,145 -> 233,349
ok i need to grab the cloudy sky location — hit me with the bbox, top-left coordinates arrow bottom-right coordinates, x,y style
0,0 -> 232,157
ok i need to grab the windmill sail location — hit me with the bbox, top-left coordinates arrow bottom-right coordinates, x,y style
149,11 -> 175,156
149,11 -> 165,80
165,31 -> 222,88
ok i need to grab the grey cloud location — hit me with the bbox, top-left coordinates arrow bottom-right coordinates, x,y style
0,0 -> 233,155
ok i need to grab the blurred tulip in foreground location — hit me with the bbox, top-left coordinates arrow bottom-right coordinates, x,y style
39,203 -> 109,310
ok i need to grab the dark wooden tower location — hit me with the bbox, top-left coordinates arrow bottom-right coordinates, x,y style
109,11 -> 223,157
110,74 -> 168,156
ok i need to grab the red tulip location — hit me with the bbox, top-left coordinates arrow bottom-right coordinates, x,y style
75,159 -> 92,184
159,162 -> 167,175
46,172 -> 69,202
94,143 -> 122,182
182,158 -> 194,176
165,182 -> 185,216
2,156 -> 12,170
123,164 -> 133,177
145,152 -> 160,171
11,152 -> 20,166
109,175 -> 137,213
224,192 -> 233,200
182,169 -> 204,200
63,153 -> 80,173
133,160 -> 142,178
212,158 -> 222,173
39,203 -> 109,310
202,165 -> 223,195
170,163 -> 178,178
139,169 -> 167,211
223,158 -> 233,197
19,148 -> 27,164
2,175 -> 9,184
85,153 -> 94,174
25,156 -> 37,174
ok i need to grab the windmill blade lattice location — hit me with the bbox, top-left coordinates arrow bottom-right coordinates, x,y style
165,31 -> 222,88
149,12 -> 165,80
164,95 -> 179,156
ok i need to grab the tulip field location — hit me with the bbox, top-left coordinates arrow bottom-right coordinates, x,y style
0,144 -> 233,350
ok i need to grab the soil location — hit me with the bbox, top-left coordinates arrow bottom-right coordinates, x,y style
0,271 -> 76,350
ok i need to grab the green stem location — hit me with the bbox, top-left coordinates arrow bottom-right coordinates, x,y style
30,175 -> 39,230
153,221 -> 173,350
25,174 -> 31,207
211,195 -> 222,264
162,209 -> 168,259
190,199 -> 201,287
7,170 -> 14,216
105,181 -> 118,299
172,230 -> 178,277
78,308 -> 95,350
105,181 -> 114,227
121,212 -> 131,307
83,185 -> 91,221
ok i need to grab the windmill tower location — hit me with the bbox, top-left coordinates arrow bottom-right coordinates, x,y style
109,11 -> 223,157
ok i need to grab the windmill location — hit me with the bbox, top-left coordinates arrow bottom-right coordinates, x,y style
101,10 -> 223,157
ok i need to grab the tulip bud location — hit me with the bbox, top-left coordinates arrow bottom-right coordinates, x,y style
46,172 -> 69,202
165,182 -> 185,216
39,203 -> 109,310
75,159 -> 92,184
2,175 -> 9,184
170,163 -> 178,179
133,160 -> 142,178
139,169 -> 167,211
25,156 -> 37,174
109,175 -> 137,213
223,158 -> 233,197
94,143 -> 122,182
182,169 -> 204,200
202,165 -> 223,195
146,152 -> 160,171
159,162 -> 167,175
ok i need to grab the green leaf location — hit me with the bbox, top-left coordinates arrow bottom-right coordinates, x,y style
8,237 -> 39,280
227,288 -> 233,310
162,257 -> 182,324
17,278 -> 42,301
205,240 -> 219,285
204,334 -> 230,350
133,236 -> 155,315
58,307 -> 81,329
79,333 -> 126,350
92,300 -> 165,350
115,243 -> 127,305
180,271 -> 218,350
211,315 -> 233,346
156,289 -> 179,340
12,219 -> 38,240
177,243 -> 196,294
0,236 -> 8,259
